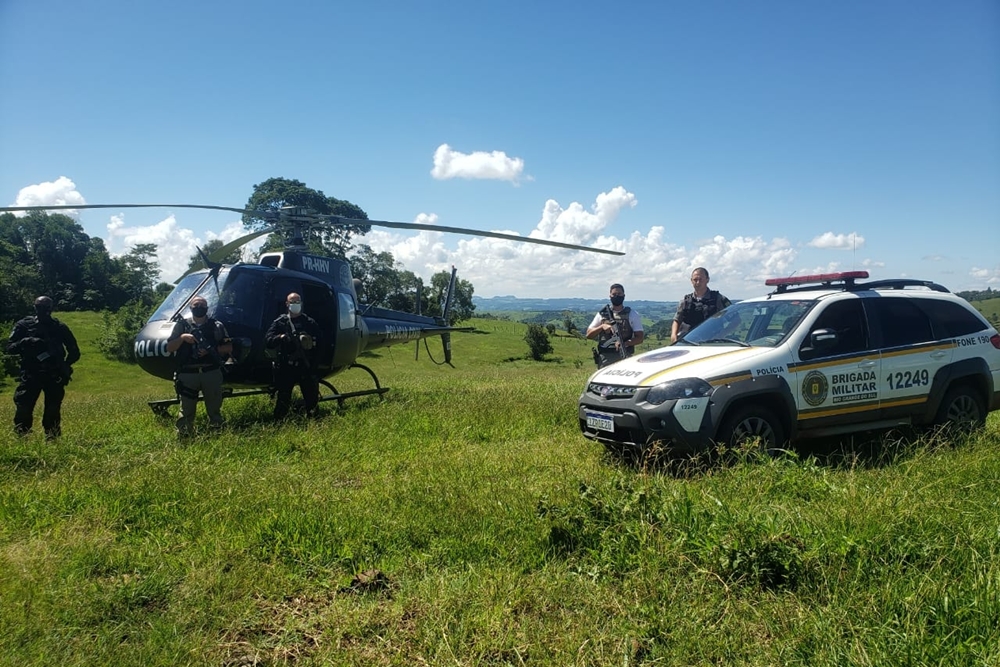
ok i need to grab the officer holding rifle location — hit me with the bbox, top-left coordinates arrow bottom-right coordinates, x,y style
166,295 -> 232,437
586,283 -> 644,368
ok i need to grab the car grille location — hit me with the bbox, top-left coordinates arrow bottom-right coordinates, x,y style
587,383 -> 638,399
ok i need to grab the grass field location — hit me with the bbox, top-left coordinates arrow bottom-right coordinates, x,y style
2,312 -> 999,666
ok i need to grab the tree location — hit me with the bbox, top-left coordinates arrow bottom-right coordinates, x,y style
546,323 -> 557,335
185,239 -> 242,274
524,324 -> 553,361
111,243 -> 160,306
563,316 -> 577,335
243,177 -> 371,258
0,211 -> 92,310
0,235 -> 41,321
349,245 -> 405,306
426,270 -> 476,325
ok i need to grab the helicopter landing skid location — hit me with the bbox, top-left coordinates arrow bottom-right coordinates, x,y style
317,363 -> 389,408
147,363 -> 389,415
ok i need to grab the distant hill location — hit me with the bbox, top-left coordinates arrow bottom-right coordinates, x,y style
473,295 -> 678,319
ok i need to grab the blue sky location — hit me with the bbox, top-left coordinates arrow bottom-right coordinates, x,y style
2,0 -> 997,301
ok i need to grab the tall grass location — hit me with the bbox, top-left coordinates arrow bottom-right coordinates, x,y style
1,313 -> 998,665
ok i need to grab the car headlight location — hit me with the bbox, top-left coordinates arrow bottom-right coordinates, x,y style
645,378 -> 714,405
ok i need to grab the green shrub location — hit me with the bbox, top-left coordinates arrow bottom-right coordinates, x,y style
524,323 -> 553,360
97,301 -> 154,364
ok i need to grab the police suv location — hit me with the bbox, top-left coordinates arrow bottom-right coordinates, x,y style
579,272 -> 1000,454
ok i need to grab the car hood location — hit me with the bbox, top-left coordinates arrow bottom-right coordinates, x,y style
589,344 -> 778,387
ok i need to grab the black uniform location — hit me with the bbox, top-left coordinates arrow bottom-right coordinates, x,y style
673,289 -> 732,338
265,313 -> 322,419
6,314 -> 80,437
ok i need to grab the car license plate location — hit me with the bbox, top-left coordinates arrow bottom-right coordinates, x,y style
586,411 -> 615,432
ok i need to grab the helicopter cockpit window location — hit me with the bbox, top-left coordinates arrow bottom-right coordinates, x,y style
338,292 -> 357,330
146,270 -> 228,323
216,270 -> 266,329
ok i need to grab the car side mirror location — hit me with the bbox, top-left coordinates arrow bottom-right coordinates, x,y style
798,328 -> 838,360
811,328 -> 838,349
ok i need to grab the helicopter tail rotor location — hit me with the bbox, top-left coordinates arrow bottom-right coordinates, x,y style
439,265 -> 459,365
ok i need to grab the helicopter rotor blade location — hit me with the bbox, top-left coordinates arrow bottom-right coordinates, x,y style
0,203 -> 625,256
0,203 -> 256,216
173,226 -> 276,282
317,215 -> 624,256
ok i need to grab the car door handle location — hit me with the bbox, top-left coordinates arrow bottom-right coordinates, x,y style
858,360 -> 877,369
930,351 -> 947,359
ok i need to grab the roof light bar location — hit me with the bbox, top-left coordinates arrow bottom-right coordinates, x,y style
765,270 -> 869,287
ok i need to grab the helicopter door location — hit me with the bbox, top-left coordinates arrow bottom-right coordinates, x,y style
332,291 -> 361,369
298,282 -> 337,370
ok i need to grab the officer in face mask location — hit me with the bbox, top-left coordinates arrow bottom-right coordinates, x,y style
165,296 -> 233,437
5,296 -> 81,438
586,283 -> 645,368
265,292 -> 323,420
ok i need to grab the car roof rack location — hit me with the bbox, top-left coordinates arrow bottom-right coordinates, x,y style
765,271 -> 951,295
850,279 -> 950,293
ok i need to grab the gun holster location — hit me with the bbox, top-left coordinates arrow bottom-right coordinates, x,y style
174,377 -> 200,400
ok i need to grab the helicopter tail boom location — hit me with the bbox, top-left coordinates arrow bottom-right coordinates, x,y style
359,308 -> 472,354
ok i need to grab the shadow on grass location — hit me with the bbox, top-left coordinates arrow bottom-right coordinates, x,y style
600,425 -> 977,478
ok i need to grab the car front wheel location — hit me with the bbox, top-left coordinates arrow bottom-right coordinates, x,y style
717,405 -> 786,456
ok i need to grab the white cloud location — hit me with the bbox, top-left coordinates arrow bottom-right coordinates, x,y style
971,265 -> 1000,285
808,232 -> 865,250
104,213 -> 261,284
430,143 -> 526,182
357,187 -> 800,302
12,176 -> 86,218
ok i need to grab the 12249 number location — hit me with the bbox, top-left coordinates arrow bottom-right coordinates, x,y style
887,369 -> 929,390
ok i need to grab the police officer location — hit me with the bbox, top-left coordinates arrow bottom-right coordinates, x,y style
165,296 -> 232,437
586,283 -> 644,368
672,267 -> 732,342
265,292 -> 322,420
6,296 -> 80,438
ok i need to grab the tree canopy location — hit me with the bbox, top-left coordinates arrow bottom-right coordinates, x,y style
0,212 -> 159,320
243,177 -> 371,259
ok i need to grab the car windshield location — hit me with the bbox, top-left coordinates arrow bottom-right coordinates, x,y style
677,299 -> 817,347
146,269 -> 230,323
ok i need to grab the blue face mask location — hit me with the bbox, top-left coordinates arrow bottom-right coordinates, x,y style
288,303 -> 302,315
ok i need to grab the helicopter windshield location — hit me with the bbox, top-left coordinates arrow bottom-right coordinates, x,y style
146,270 -> 230,323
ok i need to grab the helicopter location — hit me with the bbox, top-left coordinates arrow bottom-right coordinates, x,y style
1,202 -> 624,414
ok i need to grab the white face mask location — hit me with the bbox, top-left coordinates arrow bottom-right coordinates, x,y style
288,303 -> 302,315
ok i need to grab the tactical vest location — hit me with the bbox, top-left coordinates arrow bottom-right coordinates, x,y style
681,291 -> 724,329
11,315 -> 74,373
174,318 -> 223,369
598,306 -> 635,353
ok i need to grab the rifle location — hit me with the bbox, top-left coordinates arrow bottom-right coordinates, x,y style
600,304 -> 628,361
592,304 -> 629,368
190,322 -> 225,366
